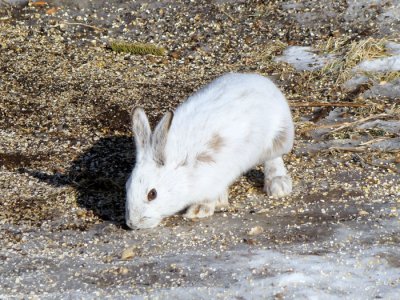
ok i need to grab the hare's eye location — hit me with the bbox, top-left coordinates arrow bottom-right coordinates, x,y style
147,188 -> 157,201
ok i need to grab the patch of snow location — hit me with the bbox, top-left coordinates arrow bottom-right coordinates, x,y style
277,272 -> 314,286
150,220 -> 400,299
151,245 -> 400,299
344,42 -> 400,96
325,107 -> 352,122
356,55 -> 400,73
345,0 -> 400,35
352,42 -> 400,73
377,2 -> 400,35
1,214 -> 399,299
357,120 -> 400,134
386,42 -> 400,56
274,46 -> 335,71
369,137 -> 400,152
363,79 -> 400,99
342,75 -> 369,91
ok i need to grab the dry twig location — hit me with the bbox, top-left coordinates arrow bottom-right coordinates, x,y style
359,137 -> 392,146
327,146 -> 367,152
290,102 -> 367,108
330,113 -> 393,133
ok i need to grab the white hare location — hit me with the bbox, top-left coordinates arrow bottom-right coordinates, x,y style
126,73 -> 294,229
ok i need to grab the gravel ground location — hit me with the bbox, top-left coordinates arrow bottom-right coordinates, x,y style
0,0 -> 399,299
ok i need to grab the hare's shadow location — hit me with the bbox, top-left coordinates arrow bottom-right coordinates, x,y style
26,136 -> 135,224
25,136 -> 267,225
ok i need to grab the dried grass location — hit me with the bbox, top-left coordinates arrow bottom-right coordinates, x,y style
319,37 -> 389,83
259,40 -> 288,61
257,37 -> 398,104
366,71 -> 400,84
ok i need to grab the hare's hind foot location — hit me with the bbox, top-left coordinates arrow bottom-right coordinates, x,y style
264,175 -> 292,197
184,202 -> 215,219
263,157 -> 292,198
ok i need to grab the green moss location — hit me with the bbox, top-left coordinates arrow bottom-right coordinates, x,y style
110,41 -> 166,56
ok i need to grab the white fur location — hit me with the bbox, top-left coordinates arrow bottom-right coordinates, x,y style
126,73 -> 294,229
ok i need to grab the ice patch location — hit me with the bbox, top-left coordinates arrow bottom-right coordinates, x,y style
356,55 -> 400,72
278,272 -> 314,286
150,245 -> 400,300
274,46 -> 335,71
369,137 -> 400,152
363,79 -> 400,98
357,120 -> 400,134
344,42 -> 400,96
386,42 -> 400,56
350,42 -> 400,73
2,219 -> 399,299
342,75 -> 369,91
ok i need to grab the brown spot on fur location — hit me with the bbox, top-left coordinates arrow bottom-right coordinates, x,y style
196,152 -> 215,163
207,133 -> 224,152
193,206 -> 201,215
195,134 -> 224,165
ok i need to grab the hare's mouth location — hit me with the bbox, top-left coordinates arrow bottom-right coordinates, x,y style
127,216 -> 161,229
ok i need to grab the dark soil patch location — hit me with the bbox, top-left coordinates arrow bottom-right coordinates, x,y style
0,152 -> 49,169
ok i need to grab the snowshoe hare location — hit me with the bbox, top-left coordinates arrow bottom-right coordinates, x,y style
126,73 -> 294,229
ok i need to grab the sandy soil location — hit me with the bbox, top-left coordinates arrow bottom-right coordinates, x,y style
0,0 -> 399,299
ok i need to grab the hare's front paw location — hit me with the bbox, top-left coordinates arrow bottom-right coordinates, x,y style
264,175 -> 292,198
184,202 -> 215,219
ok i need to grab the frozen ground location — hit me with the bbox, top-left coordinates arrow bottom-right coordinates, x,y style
1,197 -> 399,299
274,46 -> 335,71
0,0 -> 399,299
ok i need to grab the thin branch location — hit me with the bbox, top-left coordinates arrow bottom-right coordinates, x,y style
327,146 -> 367,152
330,113 -> 393,133
54,22 -> 106,32
360,137 -> 391,146
299,113 -> 394,133
289,102 -> 367,108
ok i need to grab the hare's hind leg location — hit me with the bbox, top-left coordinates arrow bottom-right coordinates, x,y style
263,156 -> 292,197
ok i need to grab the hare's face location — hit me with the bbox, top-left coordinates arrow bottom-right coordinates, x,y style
125,159 -> 191,229
127,108 -> 182,229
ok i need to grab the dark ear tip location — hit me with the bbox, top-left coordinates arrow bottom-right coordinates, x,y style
166,110 -> 174,129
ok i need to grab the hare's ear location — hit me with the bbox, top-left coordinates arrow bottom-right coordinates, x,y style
152,111 -> 174,166
131,107 -> 151,154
